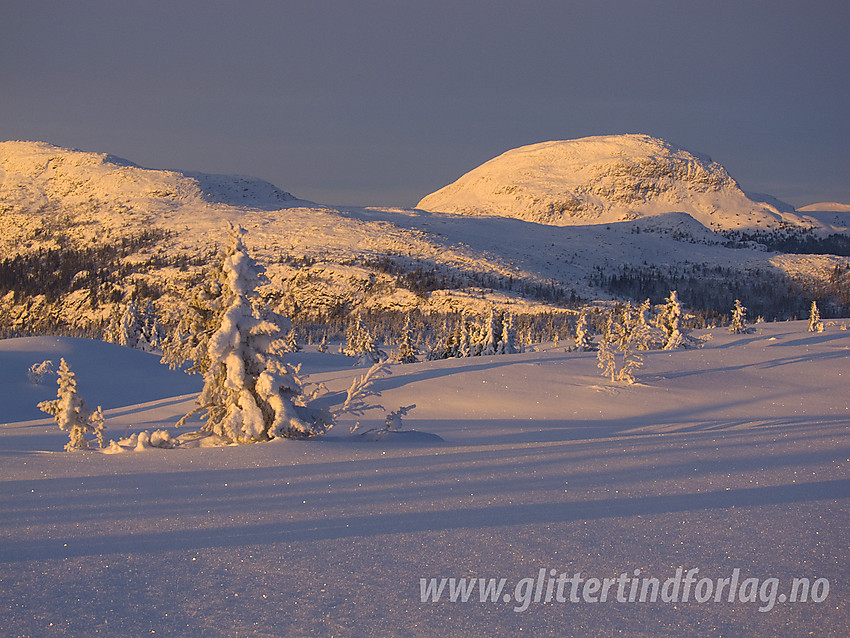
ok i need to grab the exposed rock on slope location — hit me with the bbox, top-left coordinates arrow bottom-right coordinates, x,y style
417,134 -> 806,232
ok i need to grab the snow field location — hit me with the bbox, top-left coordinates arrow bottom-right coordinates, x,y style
0,321 -> 848,636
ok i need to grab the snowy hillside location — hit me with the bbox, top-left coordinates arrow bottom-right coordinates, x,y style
794,203 -> 850,235
2,139 -> 850,342
416,135 -> 817,232
799,202 -> 850,213
0,140 -> 297,220
1,322 -> 847,636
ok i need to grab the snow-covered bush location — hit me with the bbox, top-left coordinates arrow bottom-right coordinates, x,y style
38,358 -> 105,451
106,430 -> 175,452
353,403 -> 417,441
27,359 -> 55,385
179,224 -> 328,442
134,430 -> 175,450
336,362 -> 389,421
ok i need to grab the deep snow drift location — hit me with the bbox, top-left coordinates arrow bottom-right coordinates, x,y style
0,322 -> 847,636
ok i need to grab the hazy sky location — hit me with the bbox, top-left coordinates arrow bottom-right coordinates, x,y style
2,1 -> 848,207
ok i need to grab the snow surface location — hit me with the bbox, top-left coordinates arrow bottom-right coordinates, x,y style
1,324 -> 848,636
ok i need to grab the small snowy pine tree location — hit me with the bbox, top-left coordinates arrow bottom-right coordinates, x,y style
597,337 -> 617,382
481,308 -> 502,356
286,328 -> 302,352
574,309 -> 594,351
317,333 -> 329,353
118,300 -> 142,349
38,359 -> 106,451
808,301 -> 824,332
597,306 -> 643,384
344,311 -> 386,366
498,312 -> 517,354
392,315 -> 419,363
140,301 -> 163,352
656,290 -> 684,350
729,299 -> 753,334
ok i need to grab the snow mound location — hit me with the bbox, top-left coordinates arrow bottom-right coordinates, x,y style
0,336 -> 201,422
417,134 -> 806,232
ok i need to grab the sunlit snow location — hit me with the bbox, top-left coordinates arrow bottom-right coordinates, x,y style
1,321 -> 847,635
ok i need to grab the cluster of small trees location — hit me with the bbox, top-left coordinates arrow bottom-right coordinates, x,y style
584,295 -> 825,385
580,292 -> 744,384
105,300 -> 164,351
426,309 -> 517,360
592,262 -> 850,322
343,312 -> 387,366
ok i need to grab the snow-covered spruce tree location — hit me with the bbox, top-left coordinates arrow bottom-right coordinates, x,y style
103,305 -> 123,344
392,315 -> 419,363
574,309 -> 594,351
656,290 -> 684,350
286,328 -> 302,352
597,305 -> 643,384
183,224 -> 325,442
317,333 -> 329,353
481,308 -> 503,356
118,300 -> 142,349
498,312 -> 518,354
140,301 -> 164,352
615,303 -> 646,382
808,301 -> 824,333
596,335 -> 617,382
344,311 -> 386,366
729,299 -> 753,334
38,358 -> 105,451
458,318 -> 475,357
161,266 -> 225,375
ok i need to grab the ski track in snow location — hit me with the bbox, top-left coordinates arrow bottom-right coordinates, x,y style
0,321 -> 848,636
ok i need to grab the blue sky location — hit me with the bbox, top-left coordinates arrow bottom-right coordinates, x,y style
2,1 -> 848,207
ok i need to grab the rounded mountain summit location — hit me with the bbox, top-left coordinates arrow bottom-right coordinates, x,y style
416,134 -> 800,232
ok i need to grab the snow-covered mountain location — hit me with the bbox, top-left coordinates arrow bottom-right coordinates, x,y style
416,134 -> 820,232
2,139 -> 849,339
0,140 -> 299,252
